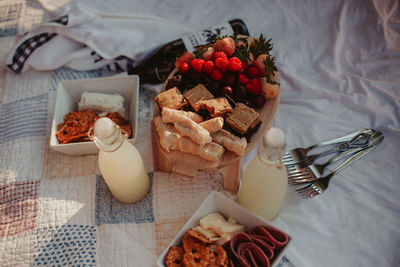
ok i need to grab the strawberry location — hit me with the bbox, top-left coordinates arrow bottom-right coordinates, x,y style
213,51 -> 227,60
246,78 -> 261,95
254,54 -> 268,76
228,57 -> 242,72
202,47 -> 214,60
191,58 -> 205,72
260,77 -> 280,99
203,60 -> 215,75
211,68 -> 223,81
179,62 -> 190,74
236,39 -> 247,48
214,37 -> 235,57
247,66 -> 261,79
215,57 -> 229,72
175,52 -> 194,68
238,74 -> 250,85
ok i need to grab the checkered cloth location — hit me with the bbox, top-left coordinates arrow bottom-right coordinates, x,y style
5,3 -> 196,74
7,33 -> 58,73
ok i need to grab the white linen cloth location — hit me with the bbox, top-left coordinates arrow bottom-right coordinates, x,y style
41,0 -> 399,266
4,0 -> 399,266
5,3 -> 195,73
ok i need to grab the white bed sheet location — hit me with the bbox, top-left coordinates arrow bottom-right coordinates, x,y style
39,0 -> 400,266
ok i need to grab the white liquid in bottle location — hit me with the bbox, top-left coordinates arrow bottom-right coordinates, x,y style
94,117 -> 150,204
238,127 -> 287,221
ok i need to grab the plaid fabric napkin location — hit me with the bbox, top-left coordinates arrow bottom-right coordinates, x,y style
5,3 -> 195,73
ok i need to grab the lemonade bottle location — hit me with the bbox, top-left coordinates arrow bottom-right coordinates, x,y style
238,127 -> 287,221
93,117 -> 150,204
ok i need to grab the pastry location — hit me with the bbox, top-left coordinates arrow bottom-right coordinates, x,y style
199,117 -> 224,133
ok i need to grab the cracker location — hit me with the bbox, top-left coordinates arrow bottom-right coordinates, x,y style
155,87 -> 187,110
187,229 -> 213,244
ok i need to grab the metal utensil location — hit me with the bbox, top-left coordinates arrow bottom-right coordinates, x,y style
282,128 -> 374,166
288,131 -> 383,185
295,132 -> 384,198
283,130 -> 373,167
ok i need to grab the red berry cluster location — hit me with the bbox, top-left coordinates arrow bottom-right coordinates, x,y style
175,37 -> 269,108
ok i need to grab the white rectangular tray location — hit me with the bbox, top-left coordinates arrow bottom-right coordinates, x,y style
50,75 -> 139,156
157,191 -> 291,267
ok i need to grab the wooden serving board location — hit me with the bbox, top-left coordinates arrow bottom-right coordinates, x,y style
153,68 -> 280,192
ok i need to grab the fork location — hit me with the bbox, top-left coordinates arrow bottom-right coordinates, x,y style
282,128 -> 374,166
288,132 -> 384,185
283,130 -> 373,167
296,135 -> 383,198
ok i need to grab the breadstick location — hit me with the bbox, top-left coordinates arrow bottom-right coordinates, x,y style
161,107 -> 203,123
154,116 -> 180,152
178,137 -> 224,161
199,117 -> 224,133
174,116 -> 212,146
211,129 -> 247,156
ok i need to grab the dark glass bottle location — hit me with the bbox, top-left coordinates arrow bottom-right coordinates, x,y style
127,19 -> 249,84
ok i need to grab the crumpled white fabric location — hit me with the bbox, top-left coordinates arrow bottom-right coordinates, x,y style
5,3 -> 195,72
373,0 -> 400,50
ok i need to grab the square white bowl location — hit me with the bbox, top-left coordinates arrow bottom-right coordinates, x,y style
50,75 -> 139,156
157,191 -> 291,267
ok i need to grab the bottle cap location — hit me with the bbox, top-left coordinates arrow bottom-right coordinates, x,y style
94,117 -> 116,140
263,127 -> 286,149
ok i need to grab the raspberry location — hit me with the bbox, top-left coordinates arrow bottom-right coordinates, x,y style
238,74 -> 250,85
203,60 -> 214,75
246,78 -> 261,95
179,62 -> 190,74
175,52 -> 194,68
215,57 -> 229,72
191,59 -> 205,72
213,51 -> 227,60
211,68 -> 223,81
228,57 -> 242,72
247,66 -> 261,79
240,61 -> 248,73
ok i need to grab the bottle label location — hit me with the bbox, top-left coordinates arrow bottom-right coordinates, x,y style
182,22 -> 234,52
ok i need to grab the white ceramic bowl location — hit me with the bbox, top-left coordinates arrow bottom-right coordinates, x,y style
50,75 -> 139,156
157,191 -> 291,267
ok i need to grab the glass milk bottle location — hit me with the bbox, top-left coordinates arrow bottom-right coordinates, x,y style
238,127 -> 287,221
92,117 -> 150,204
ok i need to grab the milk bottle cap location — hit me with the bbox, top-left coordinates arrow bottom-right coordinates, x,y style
94,117 -> 115,140
263,127 -> 286,149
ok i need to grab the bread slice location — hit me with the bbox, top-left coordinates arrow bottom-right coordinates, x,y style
161,107 -> 203,124
199,117 -> 224,133
177,137 -> 224,162
225,103 -> 262,136
183,84 -> 214,112
198,97 -> 233,118
155,87 -> 187,110
153,116 -> 180,152
174,116 -> 212,146
212,129 -> 247,156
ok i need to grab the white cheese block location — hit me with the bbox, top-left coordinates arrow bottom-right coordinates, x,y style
192,226 -> 218,239
78,92 -> 126,118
